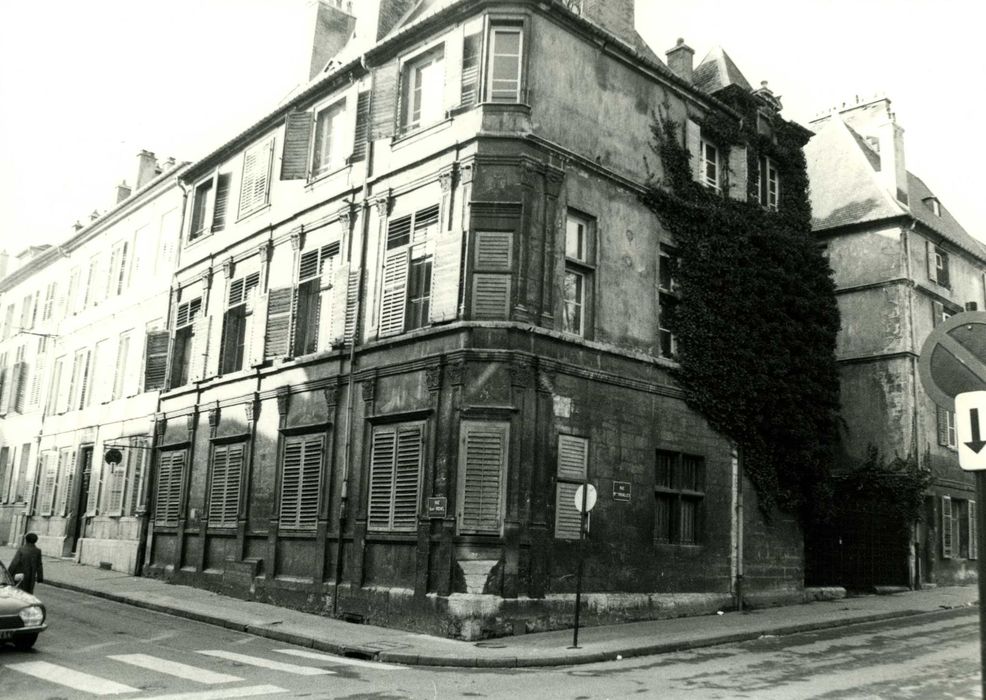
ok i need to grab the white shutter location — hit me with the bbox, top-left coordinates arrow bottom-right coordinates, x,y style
379,249 -> 409,337
927,241 -> 938,283
554,481 -> 582,540
471,274 -> 511,318
557,435 -> 588,481
686,119 -> 702,183
942,496 -> 953,558
368,427 -> 397,531
316,258 -> 335,351
86,458 -> 102,516
249,293 -> 269,367
430,230 -> 462,323
328,263 -> 350,345
728,145 -> 748,202
189,316 -> 210,382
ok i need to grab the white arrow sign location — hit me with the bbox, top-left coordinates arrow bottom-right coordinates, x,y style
955,391 -> 986,471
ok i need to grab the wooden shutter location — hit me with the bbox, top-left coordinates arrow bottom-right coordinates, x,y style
328,264 -> 350,345
555,435 -> 588,540
939,251 -> 951,288
86,457 -> 102,515
264,287 -> 293,359
460,32 -> 481,107
154,450 -> 185,526
189,316 -> 210,382
351,91 -> 371,162
212,174 -> 231,231
942,496 -> 953,558
379,249 -> 409,337
393,425 -> 423,531
728,146 -> 748,202
927,241 -> 937,283
686,119 -> 702,183
209,443 -> 243,527
344,269 -> 361,343
970,501 -> 978,560
57,450 -> 75,516
557,435 -> 588,481
932,301 -> 944,327
471,274 -> 511,318
316,257 -> 335,350
107,463 -> 126,515
279,435 -> 323,529
458,422 -> 508,534
281,111 -> 313,180
429,231 -> 462,323
239,139 -> 273,216
938,406 -> 950,446
42,454 -> 57,515
368,427 -> 396,531
554,482 -> 582,540
10,362 -> 25,413
475,232 -> 513,269
143,330 -> 170,391
370,59 -> 399,139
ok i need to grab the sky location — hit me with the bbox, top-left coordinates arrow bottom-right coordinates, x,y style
1,0 -> 983,258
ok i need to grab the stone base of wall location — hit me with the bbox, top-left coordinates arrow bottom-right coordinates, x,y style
77,538 -> 140,574
36,535 -> 69,558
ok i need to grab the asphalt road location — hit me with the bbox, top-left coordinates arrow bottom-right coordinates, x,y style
0,586 -> 980,699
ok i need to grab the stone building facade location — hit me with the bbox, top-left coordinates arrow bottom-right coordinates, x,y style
141,0 -> 811,637
806,97 -> 983,588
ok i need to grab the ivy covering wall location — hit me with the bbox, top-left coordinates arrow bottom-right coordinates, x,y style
643,91 -> 841,523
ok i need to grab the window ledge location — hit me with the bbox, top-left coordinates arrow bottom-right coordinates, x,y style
479,101 -> 532,115
391,117 -> 453,150
305,163 -> 350,189
235,203 -> 271,226
185,231 -> 213,248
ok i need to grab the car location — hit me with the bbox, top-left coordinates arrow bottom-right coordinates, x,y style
0,561 -> 46,650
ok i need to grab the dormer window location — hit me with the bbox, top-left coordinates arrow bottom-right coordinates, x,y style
925,197 -> 942,217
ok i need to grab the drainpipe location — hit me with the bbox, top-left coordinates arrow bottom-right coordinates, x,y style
333,67 -> 373,615
136,178 -> 189,576
735,445 -> 744,611
902,219 -> 921,588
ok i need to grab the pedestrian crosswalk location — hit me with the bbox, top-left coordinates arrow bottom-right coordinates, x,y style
2,644 -> 401,697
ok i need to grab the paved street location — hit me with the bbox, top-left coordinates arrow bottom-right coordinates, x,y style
0,586 -> 980,698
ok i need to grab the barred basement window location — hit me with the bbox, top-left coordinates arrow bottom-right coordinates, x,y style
279,434 -> 323,530
208,442 -> 245,528
554,434 -> 588,540
457,421 -> 509,535
368,422 -> 423,532
154,450 -> 186,526
654,450 -> 705,545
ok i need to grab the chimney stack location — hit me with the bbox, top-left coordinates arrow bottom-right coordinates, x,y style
835,98 -> 909,205
135,150 -> 158,189
115,180 -> 132,204
579,0 -> 637,47
307,1 -> 358,79
665,38 -> 694,83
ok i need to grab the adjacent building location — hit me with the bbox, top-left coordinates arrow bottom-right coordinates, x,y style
139,0 -> 810,638
806,97 -> 982,588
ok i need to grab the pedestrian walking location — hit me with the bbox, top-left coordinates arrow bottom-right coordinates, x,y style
8,532 -> 44,594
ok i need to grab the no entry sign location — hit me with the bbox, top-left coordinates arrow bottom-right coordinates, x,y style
919,311 -> 986,411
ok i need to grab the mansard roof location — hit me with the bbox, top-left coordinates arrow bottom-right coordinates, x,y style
806,116 -> 986,259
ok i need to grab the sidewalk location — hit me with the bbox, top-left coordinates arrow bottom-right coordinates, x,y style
2,545 -> 978,668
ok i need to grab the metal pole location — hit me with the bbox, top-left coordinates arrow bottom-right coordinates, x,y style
570,482 -> 590,649
976,471 -> 986,698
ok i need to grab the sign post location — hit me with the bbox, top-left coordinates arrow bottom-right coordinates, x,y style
569,483 -> 596,649
919,312 -> 986,697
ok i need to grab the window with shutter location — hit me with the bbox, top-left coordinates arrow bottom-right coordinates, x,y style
155,450 -> 186,526
220,272 -> 260,374
400,46 -> 445,133
213,174 -> 231,232
171,297 -> 203,387
554,434 -> 588,540
938,407 -> 957,448
40,453 -> 57,516
458,421 -> 508,534
279,434 -> 323,530
368,423 -> 423,532
238,138 -> 274,218
142,330 -> 169,392
471,231 -> 513,319
281,111 -> 314,181
124,437 -> 149,516
209,442 -> 244,528
370,59 -> 399,140
379,249 -> 410,337
56,449 -> 75,516
312,99 -> 347,177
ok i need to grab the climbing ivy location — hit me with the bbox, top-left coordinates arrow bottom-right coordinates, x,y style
832,447 -> 932,533
643,102 -> 841,523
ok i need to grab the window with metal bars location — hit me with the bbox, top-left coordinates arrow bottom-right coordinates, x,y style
654,450 -> 705,545
279,434 -> 323,530
208,442 -> 244,528
368,422 -> 424,532
154,450 -> 186,526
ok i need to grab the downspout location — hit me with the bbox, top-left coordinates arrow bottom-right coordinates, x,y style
334,63 -> 373,615
902,219 -> 922,588
136,178 -> 189,576
735,445 -> 744,611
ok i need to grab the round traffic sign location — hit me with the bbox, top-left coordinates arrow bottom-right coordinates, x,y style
919,311 -> 986,411
574,484 -> 597,513
104,448 -> 123,465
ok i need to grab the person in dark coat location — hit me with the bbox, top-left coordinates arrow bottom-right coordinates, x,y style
8,532 -> 44,594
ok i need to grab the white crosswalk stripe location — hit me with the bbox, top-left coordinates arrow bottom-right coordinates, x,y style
273,647 -> 402,670
197,650 -> 337,676
4,660 -> 139,695
110,653 -> 242,684
144,684 -> 289,700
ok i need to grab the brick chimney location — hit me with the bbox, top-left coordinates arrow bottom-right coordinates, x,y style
579,0 -> 637,46
135,150 -> 158,189
374,0 -> 417,40
665,38 -> 694,83
115,180 -> 132,204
